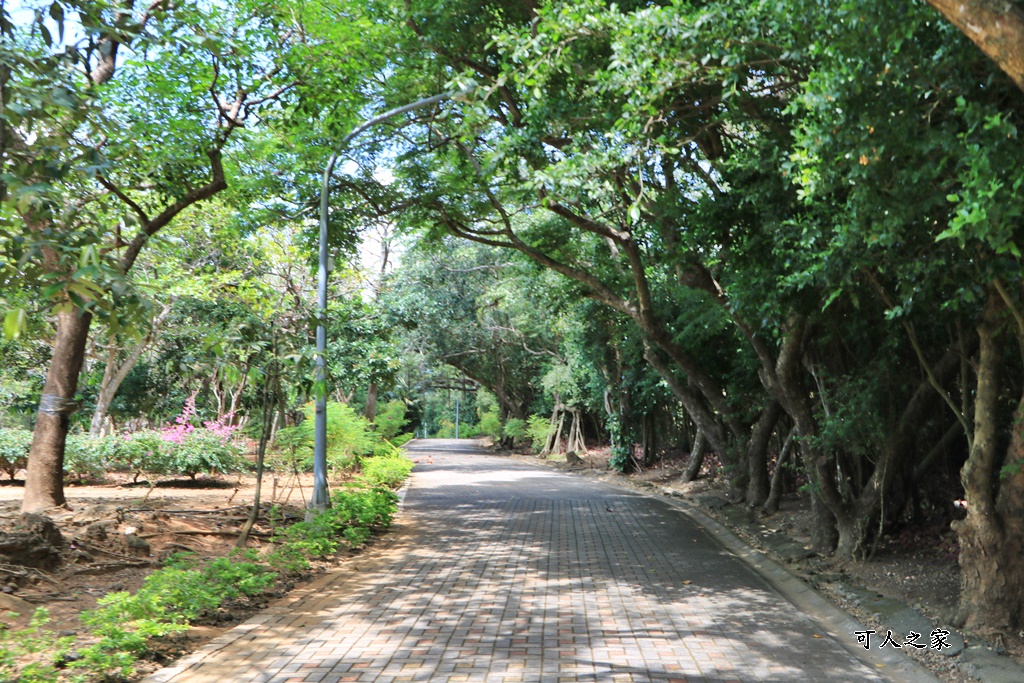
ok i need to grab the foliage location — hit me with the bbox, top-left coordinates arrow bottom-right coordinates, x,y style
502,418 -> 526,443
284,402 -> 379,473
0,427 -> 31,479
372,401 -> 408,440
359,451 -> 413,489
435,420 -> 456,439
63,434 -> 109,481
115,430 -> 166,481
3,484 -> 397,679
0,608 -> 73,683
526,415 -> 553,454
157,429 -> 247,480
477,411 -> 502,440
74,552 -> 273,679
391,433 -> 414,447
272,485 -> 398,567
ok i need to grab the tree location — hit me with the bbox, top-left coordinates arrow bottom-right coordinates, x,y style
0,0 -> 328,511
385,239 -> 552,422
924,0 -> 1024,92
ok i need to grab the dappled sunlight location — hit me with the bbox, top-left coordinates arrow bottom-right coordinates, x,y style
152,448 -> 888,683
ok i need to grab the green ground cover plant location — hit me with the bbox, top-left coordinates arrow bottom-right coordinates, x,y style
0,480 -> 406,681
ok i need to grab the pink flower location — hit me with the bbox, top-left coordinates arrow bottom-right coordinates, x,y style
161,391 -> 199,443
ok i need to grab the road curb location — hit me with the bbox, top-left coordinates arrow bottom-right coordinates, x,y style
665,497 -> 942,683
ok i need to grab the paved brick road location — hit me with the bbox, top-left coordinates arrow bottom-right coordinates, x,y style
148,440 -> 897,683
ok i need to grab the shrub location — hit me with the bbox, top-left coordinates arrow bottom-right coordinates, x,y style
0,608 -> 73,683
435,420 -> 455,438
116,430 -> 166,481
373,400 -> 408,440
0,427 -> 31,479
359,452 -> 413,489
391,432 -> 414,447
63,434 -> 108,480
477,411 -> 502,440
74,552 -> 275,679
272,485 -> 399,568
159,429 -> 246,479
503,418 -> 526,443
526,415 -> 553,453
278,403 -> 379,474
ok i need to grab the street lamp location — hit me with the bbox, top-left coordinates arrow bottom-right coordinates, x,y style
309,91 -> 458,520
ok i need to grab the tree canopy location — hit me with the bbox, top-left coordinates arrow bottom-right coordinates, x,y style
5,0 -> 1024,635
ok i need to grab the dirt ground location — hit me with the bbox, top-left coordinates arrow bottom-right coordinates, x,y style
1,446 -> 1019,683
0,470 -> 346,678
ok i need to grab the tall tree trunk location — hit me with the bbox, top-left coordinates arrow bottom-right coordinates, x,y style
89,344 -> 121,437
89,342 -> 147,435
364,382 -> 379,423
952,289 -> 1024,632
642,343 -> 733,468
23,309 -> 93,513
641,412 -> 656,467
810,491 -> 839,554
88,301 -> 172,436
745,401 -> 781,507
764,427 -> 797,515
683,430 -> 707,482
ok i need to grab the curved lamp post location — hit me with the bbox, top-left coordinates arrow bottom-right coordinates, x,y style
309,91 -> 456,519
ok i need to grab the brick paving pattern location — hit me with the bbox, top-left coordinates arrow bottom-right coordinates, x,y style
147,439 -> 890,683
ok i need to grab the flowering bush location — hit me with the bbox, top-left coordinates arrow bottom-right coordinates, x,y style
156,394 -> 246,479
160,429 -> 246,479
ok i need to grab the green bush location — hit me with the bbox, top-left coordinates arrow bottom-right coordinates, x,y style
0,608 -> 73,683
391,432 -> 414,447
503,418 -> 526,443
114,430 -> 166,481
360,452 -> 413,488
526,415 -> 553,453
63,434 -> 108,480
158,429 -> 247,479
477,411 -> 502,440
434,419 -> 455,438
373,400 -> 408,440
0,427 -> 31,479
1,484 -> 399,680
277,403 -> 379,474
272,486 -> 398,567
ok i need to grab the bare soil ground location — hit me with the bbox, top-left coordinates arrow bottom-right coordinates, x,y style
0,471 -> 361,679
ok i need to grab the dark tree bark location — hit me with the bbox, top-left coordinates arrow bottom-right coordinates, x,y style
764,427 -> 797,515
952,288 -> 1024,633
745,401 -> 781,507
683,430 -> 707,482
364,382 -> 379,423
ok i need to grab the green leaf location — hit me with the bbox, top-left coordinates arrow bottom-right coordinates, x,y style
4,309 -> 27,340
628,203 -> 641,224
